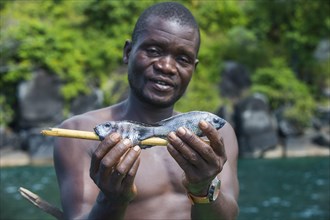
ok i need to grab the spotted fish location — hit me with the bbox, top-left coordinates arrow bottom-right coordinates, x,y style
94,111 -> 226,146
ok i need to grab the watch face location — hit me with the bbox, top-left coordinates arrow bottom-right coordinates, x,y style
209,177 -> 221,201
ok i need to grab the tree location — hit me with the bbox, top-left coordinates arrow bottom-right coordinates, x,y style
251,58 -> 315,128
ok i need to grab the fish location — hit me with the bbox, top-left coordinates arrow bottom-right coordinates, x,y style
94,111 -> 226,147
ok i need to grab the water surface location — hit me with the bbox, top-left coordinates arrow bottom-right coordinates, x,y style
0,157 -> 329,220
238,157 -> 329,220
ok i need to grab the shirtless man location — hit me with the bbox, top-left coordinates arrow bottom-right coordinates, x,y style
54,2 -> 239,219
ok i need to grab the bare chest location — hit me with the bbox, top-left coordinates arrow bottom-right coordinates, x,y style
126,147 -> 191,219
135,147 -> 186,197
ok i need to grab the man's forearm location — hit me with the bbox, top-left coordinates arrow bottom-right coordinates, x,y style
88,203 -> 128,220
191,191 -> 239,220
88,193 -> 129,220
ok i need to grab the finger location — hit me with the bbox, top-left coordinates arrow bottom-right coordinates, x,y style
167,143 -> 191,171
116,145 -> 141,176
168,130 -> 205,166
199,120 -> 226,156
112,145 -> 141,190
219,136 -> 226,157
90,133 -> 121,175
167,143 -> 211,184
122,148 -> 141,189
176,127 -> 217,162
99,139 -> 131,177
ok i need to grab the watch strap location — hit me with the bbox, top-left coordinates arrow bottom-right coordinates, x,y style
187,192 -> 210,204
186,177 -> 221,205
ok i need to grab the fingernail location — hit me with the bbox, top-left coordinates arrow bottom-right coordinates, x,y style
133,145 -> 140,152
168,132 -> 176,140
123,139 -> 131,146
110,133 -> 120,140
178,127 -> 186,135
200,120 -> 208,129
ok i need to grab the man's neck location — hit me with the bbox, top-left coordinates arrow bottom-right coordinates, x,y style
121,94 -> 175,124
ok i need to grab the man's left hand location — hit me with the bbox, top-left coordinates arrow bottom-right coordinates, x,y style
167,120 -> 227,196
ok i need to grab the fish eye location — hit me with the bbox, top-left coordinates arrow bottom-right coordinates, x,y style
105,123 -> 111,128
213,118 -> 220,123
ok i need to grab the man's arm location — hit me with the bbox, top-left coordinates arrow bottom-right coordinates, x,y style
53,119 -> 99,219
190,123 -> 239,220
54,118 -> 141,220
167,121 -> 239,220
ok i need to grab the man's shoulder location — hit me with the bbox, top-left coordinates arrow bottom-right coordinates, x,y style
59,106 -> 112,131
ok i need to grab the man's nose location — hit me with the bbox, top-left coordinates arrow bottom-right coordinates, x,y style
154,55 -> 177,75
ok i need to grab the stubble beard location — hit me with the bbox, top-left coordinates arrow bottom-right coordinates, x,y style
128,79 -> 181,108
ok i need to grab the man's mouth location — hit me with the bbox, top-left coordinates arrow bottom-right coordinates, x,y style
150,79 -> 174,92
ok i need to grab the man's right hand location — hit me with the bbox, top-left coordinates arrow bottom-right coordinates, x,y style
89,132 -> 141,205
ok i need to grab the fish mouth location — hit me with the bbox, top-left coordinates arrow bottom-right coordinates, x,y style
93,127 -> 103,140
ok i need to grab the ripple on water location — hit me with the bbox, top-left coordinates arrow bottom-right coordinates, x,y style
262,197 -> 291,208
31,183 -> 44,191
315,178 -> 326,186
294,205 -> 325,219
5,186 -> 17,194
240,206 -> 259,214
310,193 -> 321,200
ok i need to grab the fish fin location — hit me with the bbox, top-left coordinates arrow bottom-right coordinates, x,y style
124,120 -> 154,127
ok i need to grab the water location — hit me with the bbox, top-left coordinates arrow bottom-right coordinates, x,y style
0,166 -> 60,220
238,157 -> 329,220
0,157 -> 329,220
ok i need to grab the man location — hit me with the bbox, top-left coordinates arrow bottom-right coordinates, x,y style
54,2 -> 239,219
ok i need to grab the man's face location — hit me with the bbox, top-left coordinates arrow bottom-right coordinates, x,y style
125,16 -> 199,108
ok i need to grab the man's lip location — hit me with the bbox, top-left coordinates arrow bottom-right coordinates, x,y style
149,77 -> 175,87
148,77 -> 175,92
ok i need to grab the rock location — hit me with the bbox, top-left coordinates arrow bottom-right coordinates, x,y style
70,89 -> 103,115
316,105 -> 330,127
18,69 -> 64,129
20,128 -> 54,163
312,106 -> 330,147
15,69 -> 106,160
274,107 -> 302,137
233,93 -> 278,157
312,132 -> 330,147
0,127 -> 21,150
215,105 -> 232,124
313,39 -> 330,61
219,61 -> 251,99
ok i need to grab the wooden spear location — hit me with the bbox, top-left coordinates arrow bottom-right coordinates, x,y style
41,128 -> 176,146
19,187 -> 64,220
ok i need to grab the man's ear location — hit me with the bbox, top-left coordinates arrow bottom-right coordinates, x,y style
123,40 -> 132,64
194,59 -> 199,70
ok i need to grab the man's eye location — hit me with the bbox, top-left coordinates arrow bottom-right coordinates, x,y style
177,56 -> 192,65
146,47 -> 161,56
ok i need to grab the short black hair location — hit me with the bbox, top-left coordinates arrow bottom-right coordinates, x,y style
132,2 -> 200,49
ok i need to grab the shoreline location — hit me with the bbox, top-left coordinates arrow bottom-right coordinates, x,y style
1,144 -> 329,168
0,148 -> 54,168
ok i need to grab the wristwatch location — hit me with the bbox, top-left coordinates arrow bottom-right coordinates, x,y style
187,177 -> 221,205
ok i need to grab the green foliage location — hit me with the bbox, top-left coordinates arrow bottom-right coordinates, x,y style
175,0 -> 248,112
175,70 -> 221,113
251,59 -> 315,127
1,1 -> 89,101
0,0 -> 152,125
219,26 -> 270,70
191,0 -> 247,33
0,0 -> 326,129
244,0 -> 330,90
0,95 -> 13,127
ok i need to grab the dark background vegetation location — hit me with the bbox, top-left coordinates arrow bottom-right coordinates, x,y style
1,0 -> 329,131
